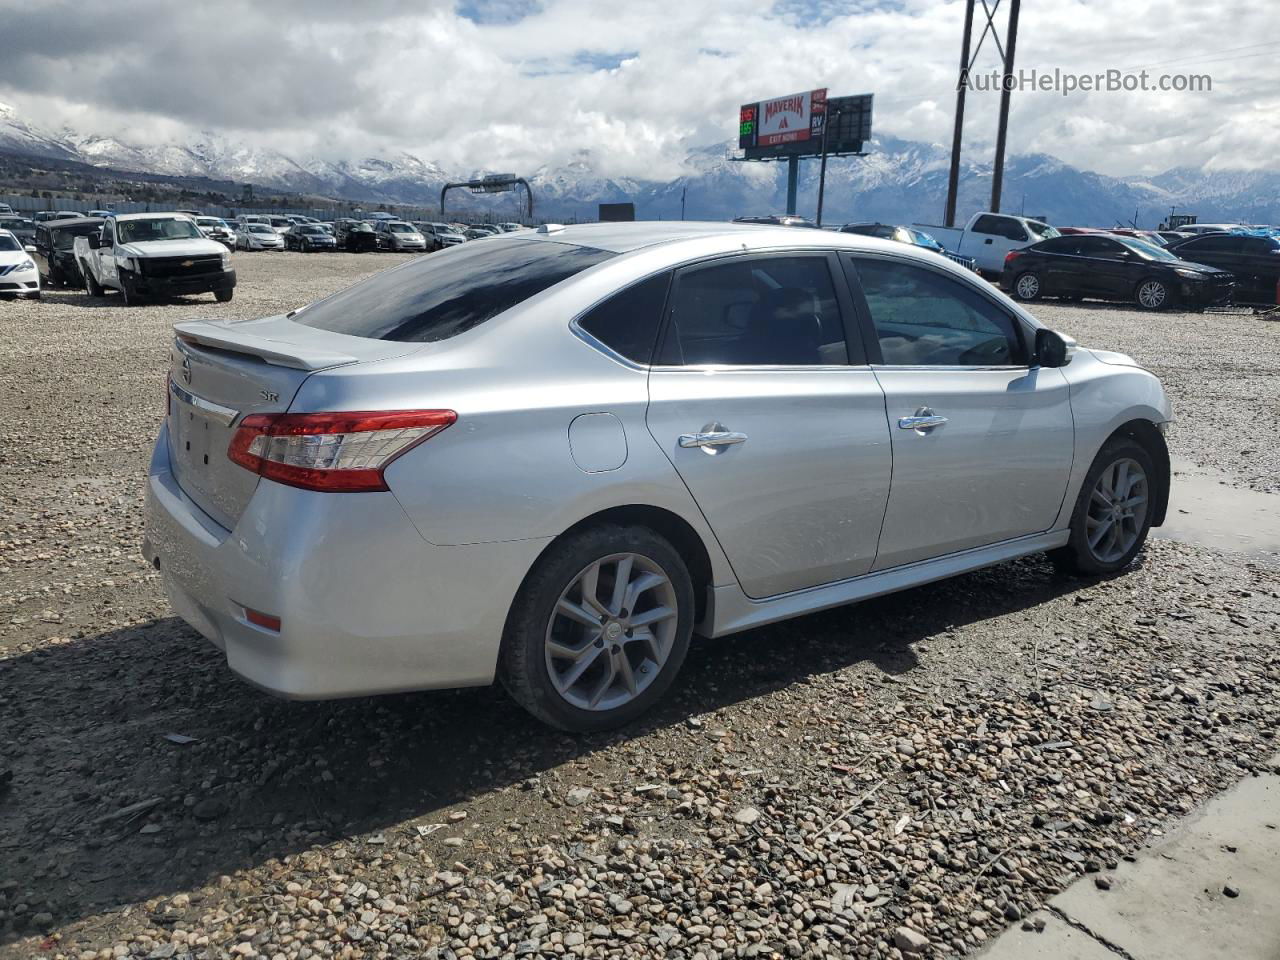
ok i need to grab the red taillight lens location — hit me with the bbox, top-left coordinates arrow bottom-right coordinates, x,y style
228,410 -> 456,492
244,607 -> 281,632
1004,250 -> 1023,267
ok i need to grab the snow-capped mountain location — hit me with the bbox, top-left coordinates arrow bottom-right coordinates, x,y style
2,101 -> 1277,225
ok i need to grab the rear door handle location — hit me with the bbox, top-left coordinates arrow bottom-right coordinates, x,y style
679,422 -> 747,454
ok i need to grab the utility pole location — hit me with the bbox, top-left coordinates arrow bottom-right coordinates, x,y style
944,0 -> 975,227
680,186 -> 686,221
989,0 -> 1021,213
815,107 -> 832,227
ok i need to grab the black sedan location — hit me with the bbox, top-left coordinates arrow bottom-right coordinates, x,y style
1164,233 -> 1280,304
284,223 -> 338,252
1003,233 -> 1234,310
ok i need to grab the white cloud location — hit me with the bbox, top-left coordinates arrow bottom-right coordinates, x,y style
0,0 -> 1274,178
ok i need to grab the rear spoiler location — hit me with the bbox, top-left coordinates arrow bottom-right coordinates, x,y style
174,319 -> 359,371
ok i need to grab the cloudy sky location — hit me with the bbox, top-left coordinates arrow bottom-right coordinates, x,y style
2,0 -> 1275,179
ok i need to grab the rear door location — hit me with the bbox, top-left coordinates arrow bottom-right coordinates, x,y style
100,220 -> 120,287
645,252 -> 893,599
845,254 -> 1074,569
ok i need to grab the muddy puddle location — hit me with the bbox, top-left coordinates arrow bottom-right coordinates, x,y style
1154,458 -> 1280,559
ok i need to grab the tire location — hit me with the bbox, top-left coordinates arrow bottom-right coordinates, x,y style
83,266 -> 104,298
119,274 -> 140,306
29,290 -> 41,300
1012,272 -> 1042,301
499,524 -> 695,732
1135,278 -> 1169,311
1050,437 -> 1156,576
215,288 -> 233,303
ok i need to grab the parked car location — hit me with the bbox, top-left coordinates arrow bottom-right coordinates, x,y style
468,224 -> 501,236
31,216 -> 104,288
839,222 -> 978,272
143,222 -> 1171,731
284,223 -> 338,252
374,220 -> 427,252
733,214 -> 819,228
1057,226 -> 1108,235
240,215 -> 271,226
498,222 -> 525,232
1175,223 -> 1244,236
0,202 -> 12,215
464,227 -> 495,240
912,212 -> 1058,276
0,228 -> 40,299
414,222 -> 466,251
266,215 -> 295,235
87,209 -> 114,218
337,220 -> 380,252
1003,233 -> 1234,309
75,213 -> 235,304
33,210 -> 84,222
1164,232 -> 1280,304
1109,228 -> 1168,246
195,216 -> 237,249
236,222 -> 285,251
0,216 -> 36,246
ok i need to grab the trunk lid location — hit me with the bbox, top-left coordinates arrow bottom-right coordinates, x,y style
166,314 -> 417,530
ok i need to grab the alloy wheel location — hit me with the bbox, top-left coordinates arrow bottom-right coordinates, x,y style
1137,280 -> 1167,309
1015,273 -> 1040,299
1085,457 -> 1149,563
544,552 -> 679,712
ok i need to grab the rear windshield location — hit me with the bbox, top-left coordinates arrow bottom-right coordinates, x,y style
295,238 -> 614,342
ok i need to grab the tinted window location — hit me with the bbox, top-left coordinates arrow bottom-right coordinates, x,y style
578,272 -> 672,364
0,235 -> 19,251
972,215 -> 1027,241
296,239 -> 614,342
1031,236 -> 1080,254
852,258 -> 1026,367
661,256 -> 848,366
1241,237 -> 1280,254
1180,236 -> 1239,253
1076,236 -> 1126,259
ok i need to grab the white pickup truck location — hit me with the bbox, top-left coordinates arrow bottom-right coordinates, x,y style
911,212 -> 1058,277
75,212 -> 236,305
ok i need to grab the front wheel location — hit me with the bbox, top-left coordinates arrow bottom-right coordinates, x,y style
119,274 -> 141,306
1050,438 -> 1155,576
500,525 -> 694,732
1135,278 -> 1169,310
215,288 -> 233,303
1012,272 -> 1042,301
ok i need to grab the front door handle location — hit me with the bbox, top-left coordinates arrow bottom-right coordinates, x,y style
679,422 -> 747,454
898,408 -> 948,432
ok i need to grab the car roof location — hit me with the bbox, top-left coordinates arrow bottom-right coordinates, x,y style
508,220 -> 909,255
111,212 -> 195,222
43,216 -> 104,229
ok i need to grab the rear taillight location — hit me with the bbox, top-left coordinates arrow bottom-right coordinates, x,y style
1004,250 -> 1023,267
227,410 -> 456,493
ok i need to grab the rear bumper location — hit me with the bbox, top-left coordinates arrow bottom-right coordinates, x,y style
142,424 -> 550,699
133,268 -> 236,297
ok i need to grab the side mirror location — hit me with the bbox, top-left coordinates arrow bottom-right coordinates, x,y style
1035,328 -> 1076,368
24,245 -> 36,254
87,233 -> 102,249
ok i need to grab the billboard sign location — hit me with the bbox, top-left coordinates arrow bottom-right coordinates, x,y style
738,89 -> 871,161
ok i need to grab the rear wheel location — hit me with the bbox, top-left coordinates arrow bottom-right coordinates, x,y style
1013,272 -> 1042,301
500,525 -> 694,732
1136,278 -> 1169,310
1050,437 -> 1155,576
83,266 -> 103,297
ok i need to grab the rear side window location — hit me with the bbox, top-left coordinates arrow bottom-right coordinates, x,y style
296,239 -> 614,342
577,272 -> 671,364
851,257 -> 1026,367
660,255 -> 848,366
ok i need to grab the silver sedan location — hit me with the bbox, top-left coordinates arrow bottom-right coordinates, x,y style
143,222 -> 1172,731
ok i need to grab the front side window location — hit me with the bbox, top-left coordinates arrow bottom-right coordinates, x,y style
296,239 -> 614,342
577,272 -> 671,364
851,257 -> 1026,367
660,255 -> 848,366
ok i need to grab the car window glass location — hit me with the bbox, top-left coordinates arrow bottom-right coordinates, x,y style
0,235 -> 19,252
1185,236 -> 1237,253
1081,237 -> 1127,260
851,257 -> 1026,367
1033,236 -> 1078,254
296,239 -> 614,342
661,256 -> 848,366
578,272 -> 672,364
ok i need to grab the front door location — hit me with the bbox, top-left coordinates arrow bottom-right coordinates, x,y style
100,220 -> 119,287
845,254 -> 1075,570
645,252 -> 893,599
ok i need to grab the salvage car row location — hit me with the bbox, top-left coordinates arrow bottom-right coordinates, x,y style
0,211 -> 528,302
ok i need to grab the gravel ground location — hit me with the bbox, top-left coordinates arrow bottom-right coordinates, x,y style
0,254 -> 1277,960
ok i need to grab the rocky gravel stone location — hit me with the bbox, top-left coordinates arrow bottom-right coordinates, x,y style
1,260 -> 1278,958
